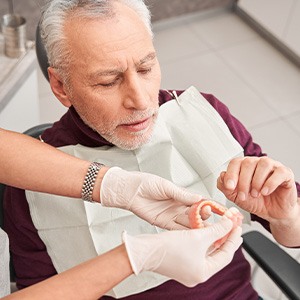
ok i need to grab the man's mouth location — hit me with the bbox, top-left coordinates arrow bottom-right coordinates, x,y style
120,116 -> 152,132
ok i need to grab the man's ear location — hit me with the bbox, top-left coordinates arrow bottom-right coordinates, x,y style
48,67 -> 72,108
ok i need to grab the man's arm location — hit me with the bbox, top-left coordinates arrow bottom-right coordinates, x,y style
192,92 -> 300,245
269,205 -> 300,246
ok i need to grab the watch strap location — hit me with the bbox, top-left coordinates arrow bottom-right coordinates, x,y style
81,162 -> 104,203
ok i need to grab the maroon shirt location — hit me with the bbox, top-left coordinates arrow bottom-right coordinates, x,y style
4,90 -> 300,299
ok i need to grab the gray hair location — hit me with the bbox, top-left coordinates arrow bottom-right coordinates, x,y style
40,0 -> 153,81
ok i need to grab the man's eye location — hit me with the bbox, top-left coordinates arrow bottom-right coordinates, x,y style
138,68 -> 152,75
94,79 -> 119,88
101,81 -> 117,87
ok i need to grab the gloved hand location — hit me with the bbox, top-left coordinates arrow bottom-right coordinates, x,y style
100,167 -> 203,230
122,217 -> 243,287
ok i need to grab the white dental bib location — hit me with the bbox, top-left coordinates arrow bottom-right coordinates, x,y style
0,229 -> 10,297
26,86 -> 248,298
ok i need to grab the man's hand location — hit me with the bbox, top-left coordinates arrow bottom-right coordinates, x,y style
217,156 -> 300,246
100,167 -> 202,230
123,217 -> 242,287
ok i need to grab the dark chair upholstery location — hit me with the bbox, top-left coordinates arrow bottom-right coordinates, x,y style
243,231 -> 300,300
0,123 -> 53,283
35,24 -> 49,82
23,123 -> 53,139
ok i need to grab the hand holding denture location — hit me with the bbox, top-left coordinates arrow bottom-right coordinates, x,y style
123,217 -> 243,287
100,167 -> 203,230
188,198 -> 243,248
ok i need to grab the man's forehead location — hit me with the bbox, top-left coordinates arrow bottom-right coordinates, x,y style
64,15 -> 153,58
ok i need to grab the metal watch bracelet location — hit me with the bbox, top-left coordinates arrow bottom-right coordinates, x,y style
81,162 -> 104,202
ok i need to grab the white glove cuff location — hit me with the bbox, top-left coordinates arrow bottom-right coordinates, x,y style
100,167 -> 126,208
122,231 -> 140,275
122,231 -> 165,275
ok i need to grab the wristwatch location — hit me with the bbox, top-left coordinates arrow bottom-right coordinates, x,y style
81,162 -> 104,202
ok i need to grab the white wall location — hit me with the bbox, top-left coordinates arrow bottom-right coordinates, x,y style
238,0 -> 300,58
0,70 -> 40,132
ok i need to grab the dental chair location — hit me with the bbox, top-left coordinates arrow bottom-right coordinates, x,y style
35,24 -> 300,300
1,23 -> 299,299
242,230 -> 300,300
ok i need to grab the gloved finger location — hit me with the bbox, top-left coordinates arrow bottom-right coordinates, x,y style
153,212 -> 190,230
186,205 -> 211,227
203,217 -> 234,245
202,219 -> 212,227
161,180 -> 203,205
168,222 -> 190,230
205,227 -> 243,275
200,205 -> 212,220
219,226 -> 243,253
174,214 -> 191,228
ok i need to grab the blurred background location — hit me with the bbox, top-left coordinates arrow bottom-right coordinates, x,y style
0,0 -> 233,41
1,1 -> 300,299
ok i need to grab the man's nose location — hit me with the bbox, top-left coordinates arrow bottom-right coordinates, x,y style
123,74 -> 150,110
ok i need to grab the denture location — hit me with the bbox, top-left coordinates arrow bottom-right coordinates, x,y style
189,199 -> 243,248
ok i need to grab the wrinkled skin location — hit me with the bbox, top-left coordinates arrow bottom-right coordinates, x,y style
217,156 -> 300,247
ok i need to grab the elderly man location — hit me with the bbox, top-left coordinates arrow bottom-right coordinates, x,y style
4,0 -> 300,299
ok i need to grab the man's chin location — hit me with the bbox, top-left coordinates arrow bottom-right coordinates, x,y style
103,128 -> 154,150
96,113 -> 158,150
110,134 -> 153,150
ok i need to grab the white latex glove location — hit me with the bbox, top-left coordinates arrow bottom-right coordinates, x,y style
122,217 -> 243,287
100,167 -> 203,230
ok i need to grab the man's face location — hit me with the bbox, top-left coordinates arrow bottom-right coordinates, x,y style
55,3 -> 161,150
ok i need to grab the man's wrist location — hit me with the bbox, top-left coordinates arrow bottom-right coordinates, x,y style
270,200 -> 300,246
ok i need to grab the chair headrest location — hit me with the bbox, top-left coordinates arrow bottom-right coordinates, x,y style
35,24 -> 50,82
